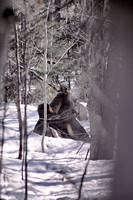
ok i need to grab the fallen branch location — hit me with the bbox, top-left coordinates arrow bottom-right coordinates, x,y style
78,158 -> 90,200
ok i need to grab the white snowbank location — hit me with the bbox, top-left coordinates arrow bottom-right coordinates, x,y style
0,104 -> 113,200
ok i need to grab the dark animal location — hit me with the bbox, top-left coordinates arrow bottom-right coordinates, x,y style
33,104 -> 54,135
38,103 -> 54,119
34,87 -> 90,142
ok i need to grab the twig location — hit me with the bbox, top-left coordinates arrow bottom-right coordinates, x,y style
78,158 -> 90,200
0,100 -> 7,199
85,147 -> 90,160
35,0 -> 75,23
48,40 -> 78,76
8,58 -> 59,91
76,143 -> 85,154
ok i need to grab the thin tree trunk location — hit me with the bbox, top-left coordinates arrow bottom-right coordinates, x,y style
14,23 -> 23,160
50,0 -> 54,66
41,20 -> 48,152
0,101 -> 7,199
22,1 -> 28,199
41,1 -> 51,152
24,67 -> 28,200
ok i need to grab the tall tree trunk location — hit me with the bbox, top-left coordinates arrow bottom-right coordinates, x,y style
41,1 -> 50,152
81,0 -> 113,160
14,23 -> 23,160
21,1 -> 28,199
0,0 -> 15,198
0,1 -> 15,101
41,21 -> 48,152
110,1 -> 133,199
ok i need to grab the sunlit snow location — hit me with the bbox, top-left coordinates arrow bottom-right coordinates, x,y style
0,104 -> 113,200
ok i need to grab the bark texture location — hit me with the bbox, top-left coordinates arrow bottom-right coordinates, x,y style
0,0 -> 14,197
110,1 -> 133,199
81,0 -> 114,160
0,0 -> 15,101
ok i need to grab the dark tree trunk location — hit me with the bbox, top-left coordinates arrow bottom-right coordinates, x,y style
0,1 -> 15,198
110,1 -> 133,199
55,0 -> 61,22
21,1 -> 28,199
0,1 -> 15,101
14,23 -> 23,160
81,0 -> 114,160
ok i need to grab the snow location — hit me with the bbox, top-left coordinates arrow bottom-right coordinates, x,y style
0,104 -> 113,200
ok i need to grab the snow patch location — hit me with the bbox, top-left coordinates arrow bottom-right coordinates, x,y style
0,104 -> 113,200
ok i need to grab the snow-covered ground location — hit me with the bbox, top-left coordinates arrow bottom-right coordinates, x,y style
0,104 -> 113,200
